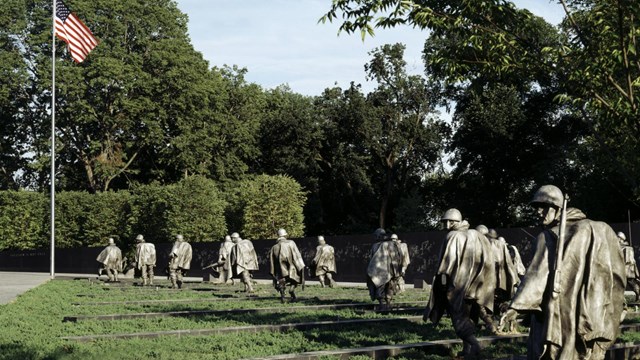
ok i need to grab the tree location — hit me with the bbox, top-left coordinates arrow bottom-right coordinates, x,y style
315,84 -> 381,232
364,43 -> 446,228
7,0 -> 235,192
0,0 -> 30,189
254,85 -> 324,232
321,0 -> 640,219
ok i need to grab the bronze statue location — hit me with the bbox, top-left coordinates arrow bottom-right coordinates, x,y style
96,237 -> 123,282
391,234 -> 410,292
134,234 -> 156,286
366,228 -> 403,310
229,232 -> 259,293
488,230 -> 519,323
168,234 -> 192,289
506,239 -> 526,278
312,235 -> 337,287
501,185 -> 626,360
618,231 -> 640,301
204,235 -> 235,284
425,210 -> 496,359
268,228 -> 305,302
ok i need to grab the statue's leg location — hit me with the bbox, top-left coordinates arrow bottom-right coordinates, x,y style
242,271 -> 254,293
176,269 -> 183,289
141,265 -> 148,285
277,278 -> 286,302
289,283 -> 297,301
169,268 -> 178,288
478,304 -> 497,334
148,266 -> 154,285
107,268 -> 115,282
326,273 -> 335,288
318,275 -> 326,287
450,301 -> 481,358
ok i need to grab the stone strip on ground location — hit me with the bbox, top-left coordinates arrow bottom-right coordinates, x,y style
246,334 -> 640,360
71,296 -> 373,306
62,302 -> 427,322
248,333 -> 528,360
61,316 -> 424,342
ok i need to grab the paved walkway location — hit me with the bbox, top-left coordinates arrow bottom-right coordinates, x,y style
0,272 -> 51,305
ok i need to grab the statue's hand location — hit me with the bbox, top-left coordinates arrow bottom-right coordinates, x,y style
499,308 -> 518,333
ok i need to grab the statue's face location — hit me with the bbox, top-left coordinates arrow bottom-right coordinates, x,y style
231,236 -> 239,244
441,220 -> 458,230
318,238 -> 325,245
535,205 -> 558,226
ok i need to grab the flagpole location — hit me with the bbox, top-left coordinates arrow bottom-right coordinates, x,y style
50,0 -> 57,280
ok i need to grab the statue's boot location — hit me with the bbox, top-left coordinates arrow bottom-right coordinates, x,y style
319,275 -> 326,287
326,274 -> 335,288
462,335 -> 482,360
478,305 -> 497,335
289,290 -> 297,302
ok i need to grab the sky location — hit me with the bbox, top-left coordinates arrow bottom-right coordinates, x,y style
174,0 -> 565,96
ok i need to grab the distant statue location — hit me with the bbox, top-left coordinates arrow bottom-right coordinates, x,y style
391,234 -> 410,292
366,228 -> 403,310
229,232 -> 259,293
618,231 -> 640,302
425,210 -> 496,359
168,234 -> 192,289
312,235 -> 337,287
506,240 -> 526,278
501,185 -> 625,360
204,235 -> 235,284
269,228 -> 305,302
134,234 -> 156,286
487,230 -> 519,322
96,237 -> 123,282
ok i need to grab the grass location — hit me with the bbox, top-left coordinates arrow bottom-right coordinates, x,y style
0,279 -> 632,360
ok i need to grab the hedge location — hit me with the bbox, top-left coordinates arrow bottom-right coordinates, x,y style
0,175 -> 306,250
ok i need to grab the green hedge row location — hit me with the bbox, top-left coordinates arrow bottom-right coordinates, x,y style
0,175 -> 306,251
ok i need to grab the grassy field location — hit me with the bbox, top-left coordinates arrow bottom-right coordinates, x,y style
5,278 -> 626,360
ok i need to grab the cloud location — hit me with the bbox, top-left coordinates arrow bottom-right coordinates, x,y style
175,0 -> 563,96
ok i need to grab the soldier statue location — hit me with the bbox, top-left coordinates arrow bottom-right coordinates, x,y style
134,234 -> 156,286
312,235 -> 337,287
488,229 -> 519,321
229,232 -> 259,293
203,235 -> 235,284
269,228 -> 305,302
96,237 -> 123,282
168,234 -> 192,289
425,209 -> 496,359
505,238 -> 526,279
618,231 -> 640,302
366,228 -> 403,311
501,185 -> 626,360
391,234 -> 410,292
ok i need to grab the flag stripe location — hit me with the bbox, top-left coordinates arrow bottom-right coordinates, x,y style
54,1 -> 98,63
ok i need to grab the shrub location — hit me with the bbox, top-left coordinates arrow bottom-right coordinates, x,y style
240,174 -> 306,239
0,190 -> 47,250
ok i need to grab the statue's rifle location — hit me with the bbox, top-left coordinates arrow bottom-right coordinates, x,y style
202,262 -> 222,272
552,194 -> 569,298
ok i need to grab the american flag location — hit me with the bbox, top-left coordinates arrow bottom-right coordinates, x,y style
54,1 -> 98,63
